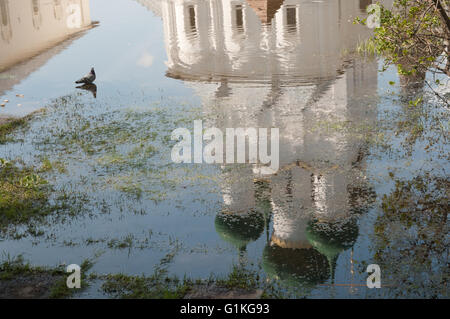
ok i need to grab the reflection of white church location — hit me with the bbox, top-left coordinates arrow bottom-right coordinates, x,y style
140,0 -> 388,277
139,0 -> 393,82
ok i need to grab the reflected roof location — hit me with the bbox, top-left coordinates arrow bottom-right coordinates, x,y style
246,0 -> 284,24
215,211 -> 265,250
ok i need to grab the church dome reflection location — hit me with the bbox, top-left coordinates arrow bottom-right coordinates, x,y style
306,218 -> 359,259
215,176 -> 271,251
262,244 -> 329,287
215,210 -> 265,251
306,217 -> 359,280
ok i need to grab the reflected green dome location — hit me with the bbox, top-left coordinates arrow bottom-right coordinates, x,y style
306,218 -> 359,281
262,244 -> 329,288
215,211 -> 265,251
306,218 -> 359,260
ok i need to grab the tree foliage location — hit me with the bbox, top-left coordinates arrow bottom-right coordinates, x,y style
358,0 -> 450,78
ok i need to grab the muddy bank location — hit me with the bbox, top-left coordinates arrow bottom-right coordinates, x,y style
0,257 -> 65,299
0,256 -> 269,299
0,273 -> 63,299
0,257 -> 94,299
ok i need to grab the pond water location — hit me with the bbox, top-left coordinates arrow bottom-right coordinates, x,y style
0,0 -> 448,298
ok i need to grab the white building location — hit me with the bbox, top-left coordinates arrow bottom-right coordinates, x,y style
0,0 -> 93,98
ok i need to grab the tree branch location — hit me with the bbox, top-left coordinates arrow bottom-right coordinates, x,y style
432,0 -> 450,34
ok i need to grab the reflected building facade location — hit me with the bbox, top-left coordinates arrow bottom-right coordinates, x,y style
153,0 -> 387,83
0,0 -> 92,95
141,0 -> 389,288
0,0 -> 92,70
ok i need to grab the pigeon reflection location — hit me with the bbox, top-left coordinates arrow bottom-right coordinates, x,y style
76,83 -> 97,98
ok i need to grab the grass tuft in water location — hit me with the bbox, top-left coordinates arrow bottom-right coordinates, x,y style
101,269 -> 192,299
0,159 -> 51,230
0,118 -> 27,144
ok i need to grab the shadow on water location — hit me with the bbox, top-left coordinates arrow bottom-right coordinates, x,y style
76,83 -> 97,98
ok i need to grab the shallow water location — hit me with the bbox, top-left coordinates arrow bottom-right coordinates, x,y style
0,0 -> 448,298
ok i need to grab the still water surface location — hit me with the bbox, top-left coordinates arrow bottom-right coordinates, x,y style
0,0 -> 448,298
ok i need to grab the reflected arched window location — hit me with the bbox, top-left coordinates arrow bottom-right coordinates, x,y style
53,0 -> 62,20
235,4 -> 244,33
1,0 -> 7,27
31,0 -> 42,30
187,5 -> 196,33
0,0 -> 12,42
285,6 -> 298,34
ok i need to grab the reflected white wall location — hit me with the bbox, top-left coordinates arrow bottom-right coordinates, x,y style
0,0 -> 92,71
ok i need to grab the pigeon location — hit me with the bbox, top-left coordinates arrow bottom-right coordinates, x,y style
75,67 -> 96,84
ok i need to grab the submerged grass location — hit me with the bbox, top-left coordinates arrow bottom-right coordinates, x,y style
0,117 -> 27,144
0,255 -> 93,298
0,159 -> 51,229
100,265 -> 281,299
215,265 -> 260,290
356,38 -> 380,57
101,270 -> 192,299
0,255 -> 63,281
0,111 -> 41,144
0,254 -> 280,299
